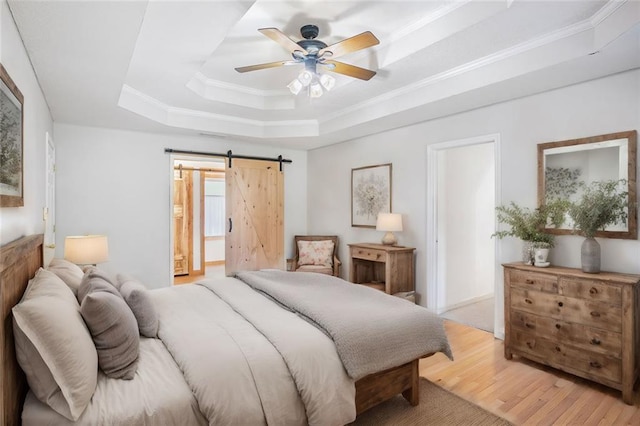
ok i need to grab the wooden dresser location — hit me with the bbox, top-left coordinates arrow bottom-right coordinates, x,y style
348,243 -> 415,294
503,262 -> 640,404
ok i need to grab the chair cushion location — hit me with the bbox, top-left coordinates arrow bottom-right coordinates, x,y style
297,240 -> 335,268
296,265 -> 334,275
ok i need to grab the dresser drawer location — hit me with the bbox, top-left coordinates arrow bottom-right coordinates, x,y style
558,277 -> 622,306
351,247 -> 386,262
511,330 -> 622,384
509,269 -> 558,293
511,310 -> 622,357
510,287 -> 622,332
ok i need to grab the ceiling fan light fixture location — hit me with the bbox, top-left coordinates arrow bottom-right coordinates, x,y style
320,73 -> 335,91
287,78 -> 303,95
298,69 -> 314,86
309,82 -> 323,98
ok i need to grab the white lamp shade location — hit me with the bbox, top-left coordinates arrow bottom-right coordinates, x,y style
64,235 -> 109,265
376,213 -> 403,232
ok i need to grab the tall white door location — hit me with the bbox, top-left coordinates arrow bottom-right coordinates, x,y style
44,132 -> 55,265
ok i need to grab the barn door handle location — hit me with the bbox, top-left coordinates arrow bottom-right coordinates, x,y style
228,218 -> 233,233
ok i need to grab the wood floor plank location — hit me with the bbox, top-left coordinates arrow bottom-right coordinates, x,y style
420,321 -> 640,425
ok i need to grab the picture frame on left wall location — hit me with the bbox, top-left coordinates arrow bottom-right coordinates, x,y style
0,64 -> 24,207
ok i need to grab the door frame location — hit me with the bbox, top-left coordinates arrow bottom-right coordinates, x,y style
425,133 -> 502,335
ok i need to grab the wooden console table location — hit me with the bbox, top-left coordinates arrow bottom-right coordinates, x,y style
348,243 -> 415,294
503,262 -> 640,404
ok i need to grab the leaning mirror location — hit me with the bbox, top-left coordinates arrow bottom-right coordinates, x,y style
538,130 -> 637,239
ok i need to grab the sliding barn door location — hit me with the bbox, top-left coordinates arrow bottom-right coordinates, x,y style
225,159 -> 284,275
173,169 -> 193,276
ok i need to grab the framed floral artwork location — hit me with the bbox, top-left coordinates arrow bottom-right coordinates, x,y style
351,163 -> 392,227
0,64 -> 24,207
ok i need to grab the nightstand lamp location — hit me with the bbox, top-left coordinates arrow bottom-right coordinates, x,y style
64,235 -> 109,266
376,213 -> 403,245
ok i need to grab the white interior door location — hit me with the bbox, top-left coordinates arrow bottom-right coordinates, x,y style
44,132 -> 55,265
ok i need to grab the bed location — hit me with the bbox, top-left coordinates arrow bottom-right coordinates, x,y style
1,234 -> 452,425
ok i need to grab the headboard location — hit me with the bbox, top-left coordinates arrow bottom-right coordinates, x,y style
0,234 -> 43,426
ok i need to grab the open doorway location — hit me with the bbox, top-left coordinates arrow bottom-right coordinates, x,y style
426,134 -> 499,334
172,157 -> 226,285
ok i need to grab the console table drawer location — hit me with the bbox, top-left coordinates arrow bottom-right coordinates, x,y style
351,248 -> 386,262
559,277 -> 622,306
511,310 -> 622,357
509,269 -> 558,293
510,287 -> 622,332
511,330 -> 622,385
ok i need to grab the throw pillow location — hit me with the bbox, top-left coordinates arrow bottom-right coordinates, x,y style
77,267 -> 120,303
47,258 -> 84,296
297,240 -> 335,268
12,268 -> 98,421
117,274 -> 159,338
80,291 -> 140,379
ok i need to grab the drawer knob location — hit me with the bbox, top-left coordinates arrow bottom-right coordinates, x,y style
589,287 -> 598,295
555,323 -> 562,329
590,311 -> 601,318
590,361 -> 602,369
525,322 -> 534,329
524,298 -> 533,305
555,346 -> 561,352
590,338 -> 601,346
525,279 -> 534,285
557,301 -> 564,307
526,342 -> 533,349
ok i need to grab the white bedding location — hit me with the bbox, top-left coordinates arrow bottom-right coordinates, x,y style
152,278 -> 356,426
22,337 -> 206,426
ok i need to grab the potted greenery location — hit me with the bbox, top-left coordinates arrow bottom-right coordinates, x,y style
568,179 -> 629,273
493,201 -> 567,265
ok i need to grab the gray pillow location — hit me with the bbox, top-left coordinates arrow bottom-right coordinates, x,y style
80,291 -> 140,379
47,258 -> 84,295
12,268 -> 98,421
77,267 -> 120,303
117,275 -> 159,338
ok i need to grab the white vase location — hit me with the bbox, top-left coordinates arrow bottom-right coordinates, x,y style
534,248 -> 549,264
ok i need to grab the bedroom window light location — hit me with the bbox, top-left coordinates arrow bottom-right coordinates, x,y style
205,178 -> 225,237
64,235 -> 109,265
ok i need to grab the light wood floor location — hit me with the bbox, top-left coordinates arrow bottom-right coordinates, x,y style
173,263 -> 225,285
420,321 -> 640,425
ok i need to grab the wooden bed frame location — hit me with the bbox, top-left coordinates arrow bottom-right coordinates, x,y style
0,234 -> 422,425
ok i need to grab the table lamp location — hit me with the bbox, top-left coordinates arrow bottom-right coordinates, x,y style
64,235 -> 109,265
376,213 -> 403,245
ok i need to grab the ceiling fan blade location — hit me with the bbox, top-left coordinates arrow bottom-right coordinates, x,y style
235,60 -> 298,73
319,31 -> 379,59
324,60 -> 376,81
258,28 -> 308,55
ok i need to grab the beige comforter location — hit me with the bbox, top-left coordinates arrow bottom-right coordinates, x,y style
152,278 -> 356,426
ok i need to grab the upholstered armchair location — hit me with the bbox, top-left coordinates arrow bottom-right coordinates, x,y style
288,235 -> 341,277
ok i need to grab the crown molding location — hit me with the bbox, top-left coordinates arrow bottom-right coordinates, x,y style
119,84 -> 318,138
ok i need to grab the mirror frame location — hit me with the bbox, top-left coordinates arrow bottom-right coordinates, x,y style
537,130 -> 638,240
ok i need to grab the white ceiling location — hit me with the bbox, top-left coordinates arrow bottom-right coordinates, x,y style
7,0 -> 640,150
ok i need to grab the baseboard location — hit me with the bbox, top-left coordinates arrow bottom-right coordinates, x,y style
438,293 -> 493,315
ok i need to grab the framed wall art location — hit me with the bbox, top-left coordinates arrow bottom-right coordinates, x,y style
0,64 -> 24,207
351,163 -> 392,228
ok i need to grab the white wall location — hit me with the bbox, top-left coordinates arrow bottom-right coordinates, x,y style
205,238 -> 224,262
438,143 -> 495,310
0,1 -> 54,245
54,123 -> 307,288
307,69 -> 640,337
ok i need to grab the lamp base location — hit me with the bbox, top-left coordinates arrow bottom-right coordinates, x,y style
381,232 -> 397,245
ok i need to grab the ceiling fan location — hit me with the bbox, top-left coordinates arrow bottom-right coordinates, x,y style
235,25 -> 380,96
